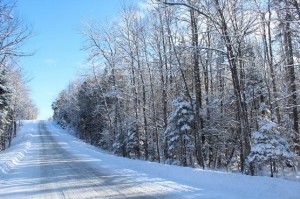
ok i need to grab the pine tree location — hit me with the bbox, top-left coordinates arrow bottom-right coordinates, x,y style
247,118 -> 294,177
125,121 -> 139,158
0,69 -> 11,151
164,97 -> 194,166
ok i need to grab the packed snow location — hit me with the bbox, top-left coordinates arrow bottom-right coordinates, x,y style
0,120 -> 299,199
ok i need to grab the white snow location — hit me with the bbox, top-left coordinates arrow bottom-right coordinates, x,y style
180,124 -> 191,131
1,120 -> 300,199
259,118 -> 277,132
0,120 -> 37,175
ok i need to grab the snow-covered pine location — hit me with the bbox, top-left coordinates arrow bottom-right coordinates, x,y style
0,69 -> 12,151
113,131 -> 126,157
164,97 -> 194,166
124,121 -> 140,158
247,118 -> 294,177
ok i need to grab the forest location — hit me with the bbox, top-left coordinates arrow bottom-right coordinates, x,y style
52,0 -> 300,177
0,0 -> 38,152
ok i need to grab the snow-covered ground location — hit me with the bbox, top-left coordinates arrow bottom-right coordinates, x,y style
0,120 -> 300,199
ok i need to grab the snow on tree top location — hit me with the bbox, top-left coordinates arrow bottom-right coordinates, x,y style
259,118 -> 277,132
180,124 -> 191,131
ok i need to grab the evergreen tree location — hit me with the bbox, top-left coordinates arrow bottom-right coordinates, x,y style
247,118 -> 294,177
164,97 -> 194,166
125,121 -> 139,158
0,69 -> 11,151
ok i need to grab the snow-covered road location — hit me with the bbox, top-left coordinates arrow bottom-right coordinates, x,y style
0,120 -> 300,199
0,121 -> 195,198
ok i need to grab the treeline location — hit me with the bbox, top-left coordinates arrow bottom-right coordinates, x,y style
53,0 -> 300,176
0,0 -> 38,151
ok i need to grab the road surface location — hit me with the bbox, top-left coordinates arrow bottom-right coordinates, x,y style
0,121 -> 197,199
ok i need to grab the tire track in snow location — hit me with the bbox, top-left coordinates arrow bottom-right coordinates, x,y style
37,121 -> 184,198
0,121 -> 196,198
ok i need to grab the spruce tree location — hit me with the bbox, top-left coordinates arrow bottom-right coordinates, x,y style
0,68 -> 11,151
164,97 -> 194,166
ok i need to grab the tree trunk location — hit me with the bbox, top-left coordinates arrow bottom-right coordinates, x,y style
144,38 -> 161,162
190,8 -> 205,168
215,0 -> 251,172
283,3 -> 300,153
157,9 -> 169,161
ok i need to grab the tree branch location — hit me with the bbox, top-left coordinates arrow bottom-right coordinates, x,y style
158,0 -> 212,20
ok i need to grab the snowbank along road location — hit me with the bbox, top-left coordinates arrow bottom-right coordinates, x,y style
0,120 -> 300,199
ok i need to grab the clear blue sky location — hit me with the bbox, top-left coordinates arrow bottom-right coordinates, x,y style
17,0 -> 140,119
